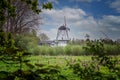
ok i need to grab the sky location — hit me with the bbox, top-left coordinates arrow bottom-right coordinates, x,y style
38,0 -> 120,40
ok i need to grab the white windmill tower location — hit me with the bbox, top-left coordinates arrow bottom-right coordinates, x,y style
56,16 -> 70,46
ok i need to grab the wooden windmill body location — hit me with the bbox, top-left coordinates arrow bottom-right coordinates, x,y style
56,17 -> 70,46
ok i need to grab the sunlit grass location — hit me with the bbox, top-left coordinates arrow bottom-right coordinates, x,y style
0,55 -> 120,79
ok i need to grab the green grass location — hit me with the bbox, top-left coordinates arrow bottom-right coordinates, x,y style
27,55 -> 91,66
29,55 -> 91,80
0,55 -> 120,80
1,55 -> 120,71
0,55 -> 91,80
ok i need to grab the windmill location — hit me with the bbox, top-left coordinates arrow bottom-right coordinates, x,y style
56,16 -> 70,46
56,16 -> 70,40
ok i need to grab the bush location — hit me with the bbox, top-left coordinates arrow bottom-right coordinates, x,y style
54,47 -> 65,55
104,44 -> 120,55
65,45 -> 72,55
38,46 -> 47,55
69,40 -> 120,80
31,46 -> 41,55
14,34 -> 39,55
47,47 -> 55,55
72,45 -> 84,56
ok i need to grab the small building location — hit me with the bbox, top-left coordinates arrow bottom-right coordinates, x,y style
56,40 -> 69,46
39,40 -> 56,46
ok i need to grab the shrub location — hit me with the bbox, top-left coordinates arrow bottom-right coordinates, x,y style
104,44 -> 120,55
54,46 -> 65,55
72,45 -> 84,56
31,46 -> 41,55
69,40 -> 120,80
47,47 -> 55,55
65,45 -> 72,55
14,34 -> 39,54
38,46 -> 45,55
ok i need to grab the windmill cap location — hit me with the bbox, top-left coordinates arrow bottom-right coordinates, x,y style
58,25 -> 70,30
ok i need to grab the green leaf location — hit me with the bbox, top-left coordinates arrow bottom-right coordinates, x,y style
42,2 -> 53,9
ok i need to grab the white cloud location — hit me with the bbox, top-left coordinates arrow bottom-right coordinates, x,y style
110,0 -> 120,13
42,7 -> 86,20
39,8 -> 120,40
98,15 -> 120,39
110,27 -> 119,31
98,15 -> 120,31
41,28 -> 57,40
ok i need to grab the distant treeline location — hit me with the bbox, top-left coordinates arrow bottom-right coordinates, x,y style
69,38 -> 120,45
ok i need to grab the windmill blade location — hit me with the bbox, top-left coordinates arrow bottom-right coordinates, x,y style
64,16 -> 66,27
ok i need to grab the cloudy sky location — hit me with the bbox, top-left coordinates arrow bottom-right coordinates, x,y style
39,0 -> 120,40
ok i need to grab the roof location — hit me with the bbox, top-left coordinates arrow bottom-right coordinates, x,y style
58,25 -> 70,30
39,40 -> 55,44
57,40 -> 70,41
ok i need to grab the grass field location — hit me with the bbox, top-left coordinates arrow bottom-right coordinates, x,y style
0,55 -> 92,80
0,55 -> 91,71
1,55 -> 120,80
28,55 -> 91,66
28,55 -> 92,80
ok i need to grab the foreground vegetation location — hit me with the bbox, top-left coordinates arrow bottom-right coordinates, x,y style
0,55 -> 120,80
1,33 -> 120,80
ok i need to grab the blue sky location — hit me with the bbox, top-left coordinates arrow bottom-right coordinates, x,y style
38,0 -> 120,40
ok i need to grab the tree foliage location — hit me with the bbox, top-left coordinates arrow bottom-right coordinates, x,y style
39,33 -> 49,41
0,0 -> 52,33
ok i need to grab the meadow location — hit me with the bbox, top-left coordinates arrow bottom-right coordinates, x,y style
1,38 -> 120,80
0,55 -> 91,80
1,55 -> 120,80
0,55 -> 91,72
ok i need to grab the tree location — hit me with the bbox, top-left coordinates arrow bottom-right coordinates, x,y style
0,0 -> 53,79
0,0 -> 52,31
85,34 -> 90,40
4,0 -> 41,34
39,33 -> 49,41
